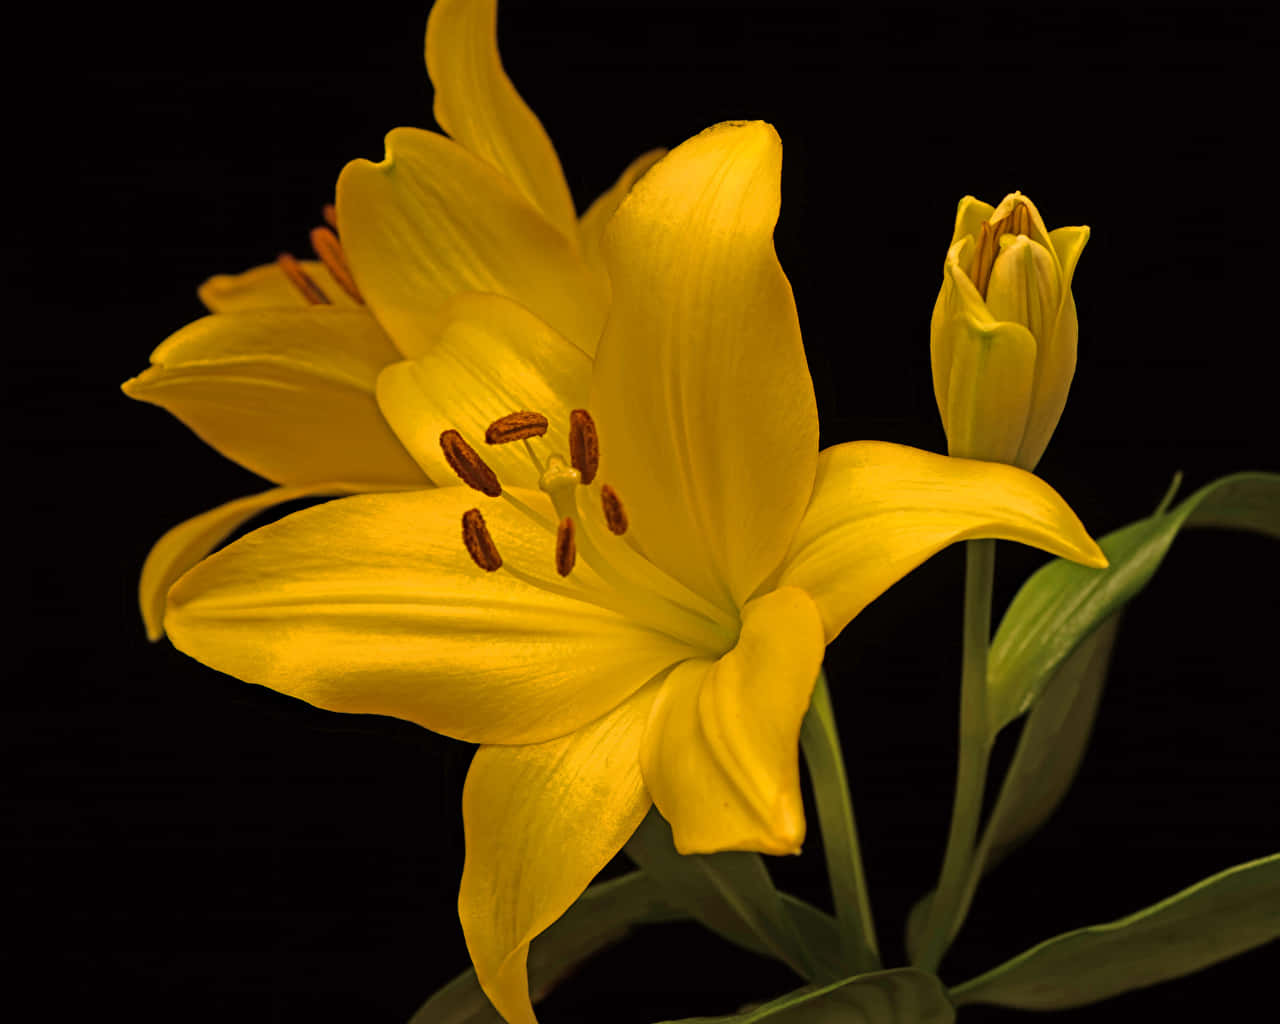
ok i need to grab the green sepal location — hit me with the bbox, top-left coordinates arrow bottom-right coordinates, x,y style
625,807 -> 840,981
949,853 -> 1280,1010
987,470 -> 1279,733
407,870 -> 685,1023
653,967 -> 953,1023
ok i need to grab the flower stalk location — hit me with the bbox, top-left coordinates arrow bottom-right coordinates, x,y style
799,669 -> 880,975
915,538 -> 997,972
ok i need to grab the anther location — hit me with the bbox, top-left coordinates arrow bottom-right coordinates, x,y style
485,411 -> 549,445
322,203 -> 338,231
461,509 -> 502,572
1006,200 -> 1031,239
309,227 -> 364,303
554,516 -> 576,576
277,252 -> 331,305
600,485 -> 629,535
569,409 -> 600,485
440,430 -> 502,497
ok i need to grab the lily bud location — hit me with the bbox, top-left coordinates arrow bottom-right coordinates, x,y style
930,192 -> 1089,470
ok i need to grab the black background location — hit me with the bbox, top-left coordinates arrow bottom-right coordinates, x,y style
13,1 -> 1278,1021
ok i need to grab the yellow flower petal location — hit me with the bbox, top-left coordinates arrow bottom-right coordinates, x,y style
425,0 -> 577,243
165,487 -> 697,745
138,482 -> 365,642
336,128 -> 604,357
376,293 -> 591,490
577,148 -> 666,303
778,442 -> 1108,643
640,587 -> 824,857
944,316 -> 1038,463
122,310 -> 425,487
197,260 -> 363,313
459,683 -> 658,1024
1014,225 -> 1089,469
951,195 -> 995,248
591,122 -> 818,613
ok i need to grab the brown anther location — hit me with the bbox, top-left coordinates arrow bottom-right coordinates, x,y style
322,203 -> 338,231
485,411 -> 549,445
600,485 -> 629,535
569,409 -> 600,485
309,226 -> 364,303
277,252 -> 331,304
440,430 -> 502,497
462,509 -> 502,572
554,516 -> 576,577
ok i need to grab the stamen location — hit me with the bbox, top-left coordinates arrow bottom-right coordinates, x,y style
322,203 -> 338,231
554,516 -> 576,576
601,485 -> 629,535
486,411 -> 549,445
970,221 -> 996,298
461,509 -> 502,572
309,227 -> 364,303
569,409 -> 600,485
440,430 -> 502,497
277,252 -> 331,305
1007,201 -> 1031,238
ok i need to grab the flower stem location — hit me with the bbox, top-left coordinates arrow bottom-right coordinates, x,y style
800,668 -> 881,975
915,538 -> 996,973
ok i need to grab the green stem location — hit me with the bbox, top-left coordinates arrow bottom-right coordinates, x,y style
915,538 -> 997,973
800,669 -> 881,974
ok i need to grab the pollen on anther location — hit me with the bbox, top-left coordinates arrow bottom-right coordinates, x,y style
277,252 -> 331,305
601,485 -> 629,535
569,409 -> 600,485
555,516 -> 576,577
322,203 -> 338,231
440,430 -> 502,497
309,226 -> 364,303
462,509 -> 502,572
485,411 -> 549,445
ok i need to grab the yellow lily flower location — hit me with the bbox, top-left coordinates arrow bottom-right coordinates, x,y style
164,122 -> 1106,1024
121,0 -> 662,640
930,192 -> 1089,469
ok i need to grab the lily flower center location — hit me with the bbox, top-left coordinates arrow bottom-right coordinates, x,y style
441,408 -> 738,656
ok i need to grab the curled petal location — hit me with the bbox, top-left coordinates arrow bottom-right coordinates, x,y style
778,442 -> 1108,643
641,587 -> 824,856
426,0 -> 577,242
122,309 -> 425,486
460,683 -> 658,1024
137,482 -> 366,642
165,487 -> 697,745
592,121 -> 818,613
337,128 -> 603,358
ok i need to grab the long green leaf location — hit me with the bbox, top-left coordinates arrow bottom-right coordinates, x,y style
653,967 -> 953,1023
408,871 -> 684,1023
950,853 -> 1280,1009
625,808 -> 832,980
987,471 -> 1279,733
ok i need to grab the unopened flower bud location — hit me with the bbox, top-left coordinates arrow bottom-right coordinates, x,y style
930,192 -> 1088,470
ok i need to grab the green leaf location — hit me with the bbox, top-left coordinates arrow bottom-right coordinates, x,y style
625,807 -> 837,981
653,967 -> 954,1023
407,870 -> 685,1023
987,471 -> 1279,735
950,853 -> 1280,1009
